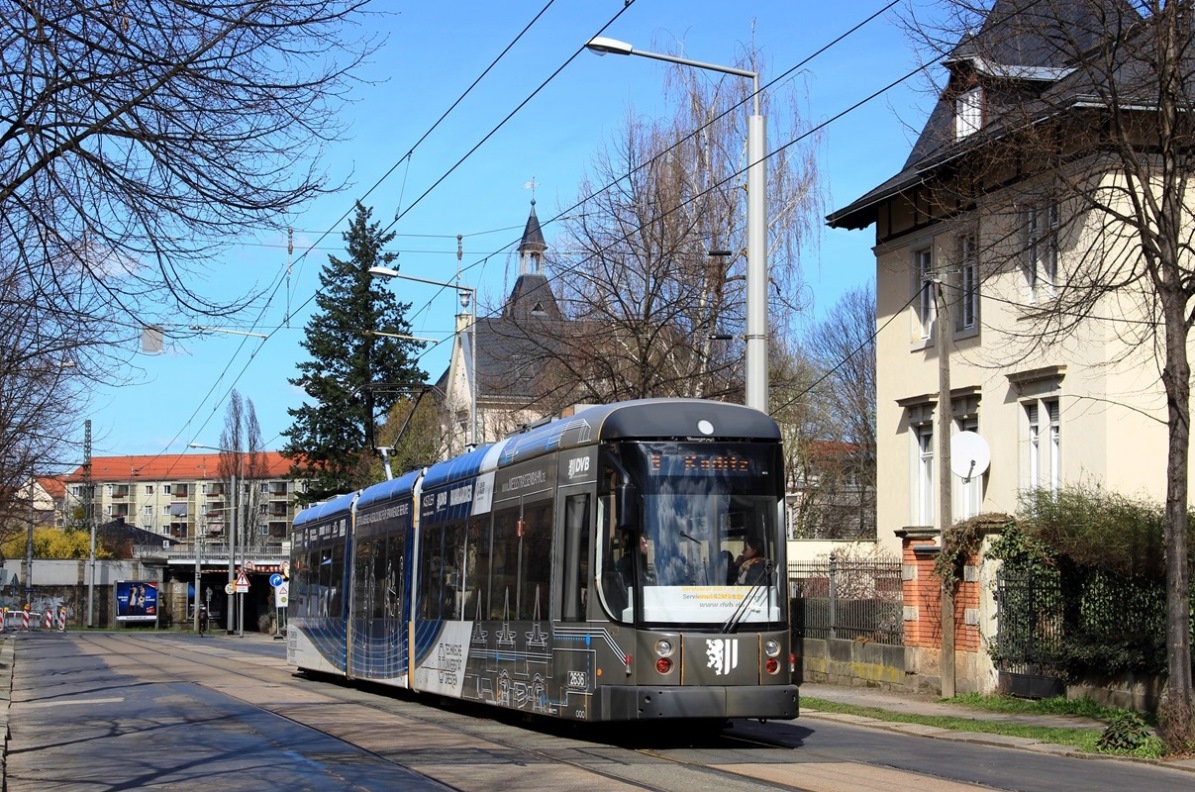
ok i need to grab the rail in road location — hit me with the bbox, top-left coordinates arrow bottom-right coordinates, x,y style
4,633 -> 1195,792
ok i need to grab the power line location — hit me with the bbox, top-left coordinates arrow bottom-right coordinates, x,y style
148,2 -> 914,456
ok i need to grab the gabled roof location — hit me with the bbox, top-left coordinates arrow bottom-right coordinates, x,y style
37,476 -> 65,500
62,452 -> 294,484
828,0 -> 1144,230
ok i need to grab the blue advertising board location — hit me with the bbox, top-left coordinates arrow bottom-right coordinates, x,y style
115,580 -> 159,623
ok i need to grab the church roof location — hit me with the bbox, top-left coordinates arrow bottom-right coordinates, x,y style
519,200 -> 547,255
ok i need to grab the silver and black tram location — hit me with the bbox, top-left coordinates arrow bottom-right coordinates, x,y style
287,398 -> 798,722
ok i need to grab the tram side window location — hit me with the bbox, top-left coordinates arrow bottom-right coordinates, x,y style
463,516 -> 486,621
490,506 -> 520,620
329,543 -> 346,618
295,552 -> 311,618
385,532 -> 404,621
369,538 -> 387,619
443,520 -> 466,620
597,491 -> 630,620
419,524 -> 445,620
316,546 -> 333,617
354,538 -> 376,620
560,494 -> 590,622
521,499 -> 553,621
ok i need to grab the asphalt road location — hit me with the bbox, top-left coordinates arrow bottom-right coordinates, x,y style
4,631 -> 1194,792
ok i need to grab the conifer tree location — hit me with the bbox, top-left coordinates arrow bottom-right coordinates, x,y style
282,203 -> 425,503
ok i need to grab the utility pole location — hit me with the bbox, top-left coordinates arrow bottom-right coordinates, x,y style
936,277 -> 956,699
85,420 -> 96,627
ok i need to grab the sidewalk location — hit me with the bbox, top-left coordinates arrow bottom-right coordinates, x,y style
799,681 -> 1195,772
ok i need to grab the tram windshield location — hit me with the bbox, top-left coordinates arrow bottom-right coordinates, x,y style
600,441 -> 785,627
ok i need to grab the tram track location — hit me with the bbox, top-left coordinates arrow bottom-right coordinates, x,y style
60,633 -> 1010,792
67,633 -> 820,792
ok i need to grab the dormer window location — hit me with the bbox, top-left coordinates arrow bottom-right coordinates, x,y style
955,87 -> 982,138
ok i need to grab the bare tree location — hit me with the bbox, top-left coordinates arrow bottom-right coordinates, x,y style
774,285 -> 877,541
0,1 -> 377,491
902,0 -> 1193,747
218,390 -> 267,550
0,266 -> 94,543
507,42 -> 822,409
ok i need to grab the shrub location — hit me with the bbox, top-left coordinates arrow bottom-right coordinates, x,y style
1096,710 -> 1152,753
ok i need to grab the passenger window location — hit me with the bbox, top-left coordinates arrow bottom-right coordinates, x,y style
560,494 -> 590,622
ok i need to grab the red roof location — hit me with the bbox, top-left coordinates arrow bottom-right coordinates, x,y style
37,476 -> 66,500
62,452 -> 295,484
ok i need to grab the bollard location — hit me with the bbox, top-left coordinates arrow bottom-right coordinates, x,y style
43,610 -> 52,630
21,610 -> 29,631
58,607 -> 67,633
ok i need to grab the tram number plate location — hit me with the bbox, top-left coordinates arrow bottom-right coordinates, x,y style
567,670 -> 587,688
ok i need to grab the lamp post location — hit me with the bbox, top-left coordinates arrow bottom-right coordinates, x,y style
189,443 -> 241,636
586,36 -> 769,414
368,267 -> 478,448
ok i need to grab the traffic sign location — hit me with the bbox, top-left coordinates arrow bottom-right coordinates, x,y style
235,572 -> 250,593
224,582 -> 235,595
269,573 -> 283,588
277,582 -> 289,607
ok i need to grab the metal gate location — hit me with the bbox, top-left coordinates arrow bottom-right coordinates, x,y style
994,566 -> 1066,698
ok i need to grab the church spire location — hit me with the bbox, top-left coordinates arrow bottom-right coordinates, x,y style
518,199 -> 547,276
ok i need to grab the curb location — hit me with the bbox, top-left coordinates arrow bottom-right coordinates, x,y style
800,708 -> 1195,773
1,634 -> 13,789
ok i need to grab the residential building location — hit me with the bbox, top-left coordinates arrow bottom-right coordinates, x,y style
828,5 -> 1181,554
60,452 -> 304,548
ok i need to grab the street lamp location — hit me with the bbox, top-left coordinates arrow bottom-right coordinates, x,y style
189,442 -> 242,636
586,36 -> 769,413
368,266 -> 479,449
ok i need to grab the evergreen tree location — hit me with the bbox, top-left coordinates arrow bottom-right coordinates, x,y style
282,203 -> 425,503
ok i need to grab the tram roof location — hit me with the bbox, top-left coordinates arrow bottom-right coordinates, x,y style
293,490 -> 357,528
496,398 -> 779,467
355,468 -> 421,511
420,443 -> 495,492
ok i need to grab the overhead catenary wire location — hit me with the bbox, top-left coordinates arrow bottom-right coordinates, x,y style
146,2 -> 921,455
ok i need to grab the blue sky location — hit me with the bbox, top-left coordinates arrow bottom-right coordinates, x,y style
87,0 -> 938,459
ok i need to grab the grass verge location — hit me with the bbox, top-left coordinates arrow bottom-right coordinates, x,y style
802,695 -> 1166,759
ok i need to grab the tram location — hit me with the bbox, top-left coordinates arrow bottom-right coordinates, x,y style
287,398 -> 798,722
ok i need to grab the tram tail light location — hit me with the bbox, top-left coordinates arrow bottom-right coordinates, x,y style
656,657 -> 673,675
765,657 -> 779,675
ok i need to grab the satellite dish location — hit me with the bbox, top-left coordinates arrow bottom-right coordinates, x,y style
950,431 -> 991,481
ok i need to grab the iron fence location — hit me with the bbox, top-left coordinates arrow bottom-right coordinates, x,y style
788,555 -> 904,645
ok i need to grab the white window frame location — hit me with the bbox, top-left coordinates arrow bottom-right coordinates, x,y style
1025,201 -> 1059,301
163,484 -> 172,495
916,424 -> 935,526
955,87 -> 982,138
955,416 -> 982,519
916,248 -> 935,340
1026,402 -> 1040,487
1047,398 -> 1061,491
1023,397 -> 1062,491
958,234 -> 979,332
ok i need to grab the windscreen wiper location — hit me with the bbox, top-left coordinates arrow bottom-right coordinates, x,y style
721,584 -> 766,633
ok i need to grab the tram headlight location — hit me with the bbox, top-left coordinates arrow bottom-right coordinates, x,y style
654,639 -> 674,657
764,640 -> 781,658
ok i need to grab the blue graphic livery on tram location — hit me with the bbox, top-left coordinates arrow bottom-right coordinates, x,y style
287,398 -> 798,722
